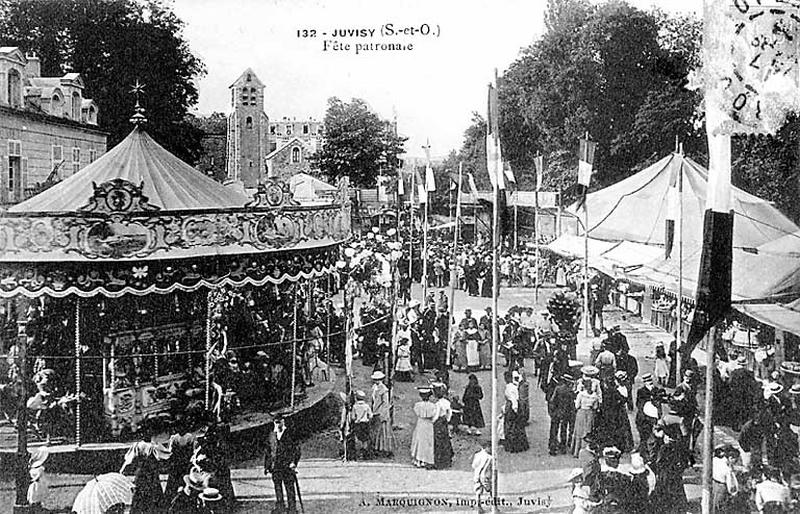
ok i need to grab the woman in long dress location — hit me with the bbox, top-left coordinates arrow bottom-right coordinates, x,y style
394,338 -> 413,382
121,419 -> 173,514
410,388 -> 438,468
453,330 -> 468,371
571,379 -> 599,457
462,374 -> 485,435
502,373 -> 529,453
370,371 -> 395,457
432,384 -> 453,469
465,327 -> 481,372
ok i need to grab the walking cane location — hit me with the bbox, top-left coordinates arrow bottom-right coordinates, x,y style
293,469 -> 304,513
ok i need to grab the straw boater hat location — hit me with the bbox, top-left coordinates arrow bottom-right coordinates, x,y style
602,447 -> 621,459
790,384 -> 800,395
356,390 -> 366,400
580,365 -> 599,378
641,373 -> 653,384
371,370 -> 386,381
566,468 -> 583,483
199,488 -> 222,502
615,370 -> 628,381
736,355 -> 748,365
765,382 -> 784,395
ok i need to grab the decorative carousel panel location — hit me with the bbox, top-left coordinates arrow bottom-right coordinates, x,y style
0,245 -> 340,298
0,178 -> 351,262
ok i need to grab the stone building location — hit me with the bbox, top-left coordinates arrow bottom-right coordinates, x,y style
222,68 -> 322,189
0,47 -> 106,206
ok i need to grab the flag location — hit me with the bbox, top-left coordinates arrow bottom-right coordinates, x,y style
503,163 -> 516,185
685,0 -> 744,365
577,138 -> 596,187
449,174 -> 457,191
664,162 -> 680,259
467,173 -> 479,196
415,170 -> 426,204
534,154 -> 544,191
345,310 -> 354,377
425,165 -> 436,192
397,172 -> 405,196
486,82 -> 505,191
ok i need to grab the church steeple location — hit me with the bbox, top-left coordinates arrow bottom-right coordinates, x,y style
225,68 -> 268,188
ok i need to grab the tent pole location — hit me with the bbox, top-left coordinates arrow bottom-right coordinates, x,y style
534,181 -> 540,303
676,148 -> 684,381
13,298 -> 30,514
447,163 -> 463,368
490,68 -> 500,514
584,204 -> 590,338
205,293 -> 212,410
408,170 -> 415,280
422,186 -> 430,303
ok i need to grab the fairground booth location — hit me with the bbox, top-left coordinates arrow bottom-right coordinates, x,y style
0,118 -> 351,451
547,150 -> 800,366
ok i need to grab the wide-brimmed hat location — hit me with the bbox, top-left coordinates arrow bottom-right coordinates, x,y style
641,373 -> 653,384
199,487 -> 222,502
765,382 -> 784,395
603,446 -> 621,459
28,448 -> 49,469
355,390 -> 366,400
371,371 -> 386,381
790,384 -> 800,395
184,468 -> 211,491
580,365 -> 599,378
643,401 -> 659,419
614,370 -> 628,381
416,386 -> 432,395
409,299 -> 421,308
466,327 -> 479,335
736,355 -> 748,365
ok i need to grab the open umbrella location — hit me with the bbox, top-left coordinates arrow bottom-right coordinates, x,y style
72,473 -> 133,514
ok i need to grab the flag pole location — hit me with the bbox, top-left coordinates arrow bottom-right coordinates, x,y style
408,169 -> 415,280
513,188 -> 519,251
490,69 -> 500,514
676,143 -> 684,382
583,132 -> 590,338
422,142 -> 431,303
534,155 -> 541,303
446,163 -> 463,367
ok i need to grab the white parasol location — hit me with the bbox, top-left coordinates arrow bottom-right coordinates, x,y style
72,473 -> 133,514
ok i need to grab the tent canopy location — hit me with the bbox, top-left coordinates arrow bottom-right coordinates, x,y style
733,303 -> 800,336
11,126 -> 249,213
575,153 -> 798,250
289,173 -> 337,201
551,152 -> 800,302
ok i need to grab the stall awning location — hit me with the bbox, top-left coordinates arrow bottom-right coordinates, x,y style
546,234 -> 619,259
733,303 -> 800,336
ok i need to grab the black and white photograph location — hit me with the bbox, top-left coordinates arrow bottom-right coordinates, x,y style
0,0 -> 799,512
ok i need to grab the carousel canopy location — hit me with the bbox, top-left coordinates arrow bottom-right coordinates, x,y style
0,126 -> 351,298
11,126 -> 248,213
549,152 -> 800,302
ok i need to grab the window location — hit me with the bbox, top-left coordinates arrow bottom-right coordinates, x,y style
270,126 -> 276,135
72,91 -> 81,120
52,145 -> 63,169
8,140 -> 21,157
246,73 -> 251,82
51,94 -> 62,116
246,116 -> 253,129
7,68 -> 21,108
250,87 -> 257,103
291,147 -> 301,164
89,149 -> 97,163
72,147 -> 80,174
286,125 -> 292,136
248,160 -> 253,167
303,124 -> 309,135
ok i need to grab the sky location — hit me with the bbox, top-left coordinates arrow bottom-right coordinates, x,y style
172,0 -> 701,159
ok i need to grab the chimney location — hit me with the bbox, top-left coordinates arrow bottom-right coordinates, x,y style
25,52 -> 40,78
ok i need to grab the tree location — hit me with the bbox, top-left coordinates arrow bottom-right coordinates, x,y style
312,97 -> 406,188
0,0 -> 206,163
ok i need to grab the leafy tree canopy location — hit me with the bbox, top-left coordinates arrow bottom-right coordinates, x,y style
312,97 -> 406,188
0,0 -> 206,163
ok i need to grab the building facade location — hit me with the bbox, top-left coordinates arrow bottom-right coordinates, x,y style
0,47 -> 106,206
223,68 -> 323,189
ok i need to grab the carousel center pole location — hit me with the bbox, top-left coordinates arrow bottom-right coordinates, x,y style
75,297 -> 82,447
291,284 -> 298,409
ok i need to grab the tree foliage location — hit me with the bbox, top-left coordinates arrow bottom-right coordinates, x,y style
0,0 -> 206,163
312,97 -> 406,188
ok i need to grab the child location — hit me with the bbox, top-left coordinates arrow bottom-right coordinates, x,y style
653,343 -> 670,387
351,390 -> 373,459
27,448 -> 49,514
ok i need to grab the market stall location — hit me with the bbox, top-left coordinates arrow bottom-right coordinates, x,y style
0,119 -> 351,446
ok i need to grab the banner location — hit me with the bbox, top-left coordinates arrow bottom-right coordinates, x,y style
534,154 -> 544,191
577,138 -> 596,187
486,82 -> 505,191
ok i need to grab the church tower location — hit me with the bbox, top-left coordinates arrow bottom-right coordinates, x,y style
225,68 -> 267,188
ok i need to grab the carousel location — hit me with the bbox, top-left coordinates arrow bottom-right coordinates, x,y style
0,107 -> 350,456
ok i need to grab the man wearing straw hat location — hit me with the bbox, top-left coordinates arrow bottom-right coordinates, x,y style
168,466 -> 210,513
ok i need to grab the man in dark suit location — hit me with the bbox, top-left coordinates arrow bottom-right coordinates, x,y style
635,373 -> 664,452
264,412 -> 301,514
547,375 -> 576,455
